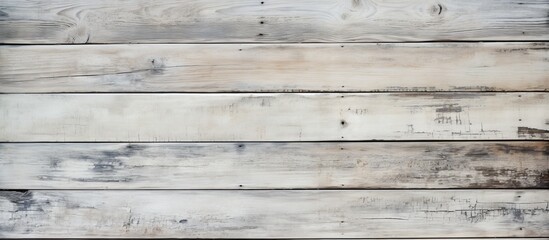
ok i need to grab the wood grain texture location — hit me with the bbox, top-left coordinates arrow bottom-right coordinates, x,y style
0,190 -> 547,238
0,142 -> 547,189
0,0 -> 548,43
1,43 -> 548,93
0,93 -> 547,141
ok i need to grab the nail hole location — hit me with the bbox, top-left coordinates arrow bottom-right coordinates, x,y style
260,1 -> 264,4
518,95 -> 522,97
340,221 -> 345,223
257,33 -> 264,37
520,227 -> 523,230
239,185 -> 243,187
238,49 -> 242,51
519,119 -> 522,121
341,120 -> 346,125
341,45 -> 344,48
341,136 -> 344,139
260,21 -> 264,24
179,219 -> 188,223
340,147 -> 344,150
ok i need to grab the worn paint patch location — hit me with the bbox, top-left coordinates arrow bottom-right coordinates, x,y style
495,143 -> 549,156
435,104 -> 462,113
517,127 -> 549,138
0,191 -> 42,212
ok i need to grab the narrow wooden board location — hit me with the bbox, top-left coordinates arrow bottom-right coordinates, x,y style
0,190 -> 547,238
0,93 -> 547,141
0,142 -> 547,189
1,43 -> 548,93
0,0 -> 548,43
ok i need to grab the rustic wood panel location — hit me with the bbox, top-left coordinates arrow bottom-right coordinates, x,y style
1,43 -> 548,93
0,93 -> 547,141
0,190 -> 547,238
0,142 -> 547,189
1,0 -> 548,43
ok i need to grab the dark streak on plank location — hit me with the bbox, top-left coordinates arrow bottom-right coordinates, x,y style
518,127 -> 549,138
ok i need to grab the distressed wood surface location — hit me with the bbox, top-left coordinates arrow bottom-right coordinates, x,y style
1,43 -> 548,93
0,190 -> 547,238
1,0 -> 548,44
0,142 -> 547,189
0,93 -> 547,141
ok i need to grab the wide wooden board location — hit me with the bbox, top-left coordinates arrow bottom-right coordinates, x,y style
0,190 -> 547,238
0,0 -> 548,43
0,142 -> 547,189
0,93 -> 547,141
1,43 -> 548,93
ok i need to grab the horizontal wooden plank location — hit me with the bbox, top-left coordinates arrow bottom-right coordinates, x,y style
1,43 -> 548,93
0,93 -> 547,141
0,142 -> 547,189
0,0 -> 548,43
0,190 -> 547,238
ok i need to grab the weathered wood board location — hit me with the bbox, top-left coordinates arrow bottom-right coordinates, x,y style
1,43 -> 548,93
0,93 -> 547,141
1,0 -> 548,44
0,142 -> 547,189
0,190 -> 547,238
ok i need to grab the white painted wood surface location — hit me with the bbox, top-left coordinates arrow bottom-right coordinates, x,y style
0,0 -> 548,43
0,190 -> 547,238
0,93 -> 547,141
0,142 -> 547,189
1,43 -> 548,93
1,0 -> 548,238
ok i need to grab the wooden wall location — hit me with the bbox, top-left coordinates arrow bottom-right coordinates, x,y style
0,0 -> 548,239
